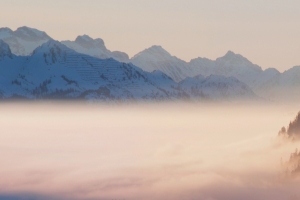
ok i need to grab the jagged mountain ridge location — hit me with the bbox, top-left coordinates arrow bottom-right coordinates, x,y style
0,39 -> 256,101
0,40 -> 180,100
132,47 -> 263,83
130,45 -> 194,82
0,26 -> 263,84
0,26 -> 52,56
130,46 -> 300,101
252,66 -> 300,101
62,35 -> 129,63
1,26 -> 300,101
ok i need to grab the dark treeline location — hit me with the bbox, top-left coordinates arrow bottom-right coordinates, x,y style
279,112 -> 300,140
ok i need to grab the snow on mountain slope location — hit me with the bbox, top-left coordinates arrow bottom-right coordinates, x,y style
251,68 -> 280,89
131,47 -> 263,84
0,40 -> 29,98
0,26 -> 267,87
62,35 -> 129,63
0,28 -> 13,38
0,39 -> 12,59
0,40 -> 182,100
0,40 -> 257,101
214,51 -> 263,85
189,57 -> 215,77
180,74 -> 256,100
187,52 -> 300,101
247,66 -> 300,101
188,51 -> 263,85
131,45 -> 194,82
0,26 -> 263,86
280,66 -> 300,87
275,66 -> 300,100
0,26 -> 52,56
2,26 -> 300,102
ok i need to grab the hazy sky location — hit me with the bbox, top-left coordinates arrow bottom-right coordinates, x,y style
1,0 -> 300,71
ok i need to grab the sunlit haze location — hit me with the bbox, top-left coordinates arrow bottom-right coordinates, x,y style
0,102 -> 300,200
1,0 -> 300,71
2,1 -> 300,199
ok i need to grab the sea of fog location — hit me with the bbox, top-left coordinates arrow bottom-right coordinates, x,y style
0,102 -> 299,200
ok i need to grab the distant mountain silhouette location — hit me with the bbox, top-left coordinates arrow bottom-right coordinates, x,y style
0,39 -> 256,101
1,26 -> 300,102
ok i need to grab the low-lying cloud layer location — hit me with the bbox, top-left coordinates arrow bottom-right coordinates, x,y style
1,103 -> 300,200
282,149 -> 300,178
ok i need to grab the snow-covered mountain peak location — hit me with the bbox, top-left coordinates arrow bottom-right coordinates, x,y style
0,28 -> 13,38
130,45 -> 191,82
36,39 -> 68,50
93,38 -> 106,47
217,51 -> 258,67
216,50 -> 262,72
146,45 -> 171,55
0,26 -> 52,56
264,68 -> 280,74
149,45 -> 164,50
190,57 -> 213,63
62,35 -> 129,62
31,40 -> 70,64
282,66 -> 300,81
75,34 -> 93,42
286,65 -> 300,72
189,57 -> 215,70
0,27 -> 13,32
218,51 -> 249,62
111,51 -> 129,62
0,40 -> 12,59
132,45 -> 172,60
14,26 -> 51,41
224,50 -> 236,56
74,35 -> 105,49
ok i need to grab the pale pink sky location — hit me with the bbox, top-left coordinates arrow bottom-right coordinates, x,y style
1,0 -> 300,71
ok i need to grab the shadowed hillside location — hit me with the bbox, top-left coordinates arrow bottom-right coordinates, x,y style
279,112 -> 300,140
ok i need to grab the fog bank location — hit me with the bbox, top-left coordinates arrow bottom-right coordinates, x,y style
0,102 -> 299,200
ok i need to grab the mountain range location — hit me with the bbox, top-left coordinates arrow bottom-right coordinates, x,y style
0,26 -> 299,102
0,26 -> 51,56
